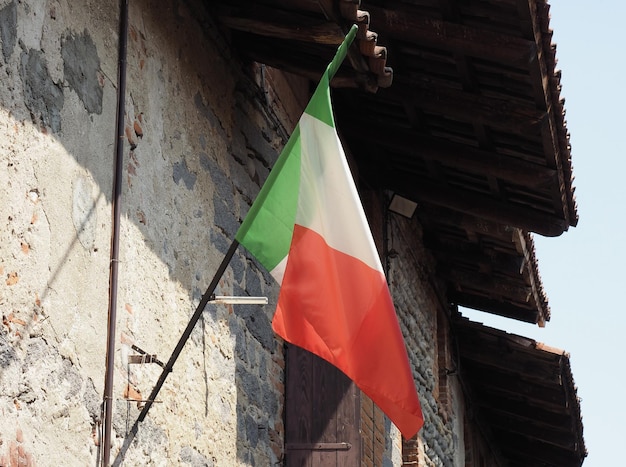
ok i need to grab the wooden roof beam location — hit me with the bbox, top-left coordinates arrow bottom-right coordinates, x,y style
452,293 -> 538,323
318,0 -> 394,90
232,43 -> 378,90
421,206 -> 518,239
442,269 -> 534,305
469,391 -> 574,427
418,205 -> 518,238
383,173 -> 568,236
366,5 -> 537,67
459,347 -> 560,384
462,368 -> 565,405
218,6 -> 345,45
513,230 -> 549,324
316,0 -> 374,82
351,126 -> 556,188
498,435 -> 585,466
518,0 -> 576,228
219,3 -> 389,91
428,247 -> 524,277
481,411 -> 580,451
382,79 -> 546,136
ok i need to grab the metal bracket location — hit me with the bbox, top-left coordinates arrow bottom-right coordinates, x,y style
128,344 -> 165,368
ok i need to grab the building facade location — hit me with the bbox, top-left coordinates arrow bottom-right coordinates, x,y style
0,0 -> 585,466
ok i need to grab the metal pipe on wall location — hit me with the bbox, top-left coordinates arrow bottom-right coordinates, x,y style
102,0 -> 129,464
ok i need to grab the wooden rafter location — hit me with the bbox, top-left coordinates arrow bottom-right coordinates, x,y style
382,172 -> 567,236
218,7 -> 345,45
348,125 -> 556,187
382,78 -> 546,136
366,5 -> 537,67
452,293 -> 538,323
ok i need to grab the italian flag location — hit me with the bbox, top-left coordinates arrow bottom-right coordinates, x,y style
236,26 -> 423,439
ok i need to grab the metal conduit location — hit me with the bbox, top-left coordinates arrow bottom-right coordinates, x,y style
102,0 -> 129,464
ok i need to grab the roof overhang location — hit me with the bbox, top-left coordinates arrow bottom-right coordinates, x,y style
208,0 -> 577,325
453,315 -> 586,466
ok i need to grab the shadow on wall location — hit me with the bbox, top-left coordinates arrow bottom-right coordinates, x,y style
1,0 -> 288,464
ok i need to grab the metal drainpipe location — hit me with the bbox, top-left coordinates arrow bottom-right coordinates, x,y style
102,0 -> 129,465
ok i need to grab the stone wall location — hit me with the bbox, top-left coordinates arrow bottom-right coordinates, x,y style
358,189 -> 466,467
387,213 -> 465,467
0,0 -> 306,464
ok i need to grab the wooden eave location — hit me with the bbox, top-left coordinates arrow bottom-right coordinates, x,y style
205,0 -> 578,325
453,316 -> 586,467
211,0 -> 393,91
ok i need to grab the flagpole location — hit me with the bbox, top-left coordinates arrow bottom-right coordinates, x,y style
129,30 -> 359,416
327,24 -> 357,80
139,239 -> 240,422
112,240 -> 239,465
136,23 -> 356,423
113,25 -> 359,464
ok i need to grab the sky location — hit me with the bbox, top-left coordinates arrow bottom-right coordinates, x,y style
462,2 -> 625,465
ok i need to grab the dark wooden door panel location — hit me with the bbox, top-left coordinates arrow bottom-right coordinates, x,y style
285,344 -> 361,466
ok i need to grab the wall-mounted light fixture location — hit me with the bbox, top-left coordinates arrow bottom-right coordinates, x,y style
209,295 -> 268,305
388,193 -> 418,218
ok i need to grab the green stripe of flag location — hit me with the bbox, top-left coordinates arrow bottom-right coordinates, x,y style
305,24 -> 357,127
235,25 -> 358,273
235,125 -> 301,272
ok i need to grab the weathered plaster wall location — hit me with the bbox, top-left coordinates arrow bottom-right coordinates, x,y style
0,0 -> 305,464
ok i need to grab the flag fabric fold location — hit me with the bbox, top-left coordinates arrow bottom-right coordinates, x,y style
235,25 -> 424,439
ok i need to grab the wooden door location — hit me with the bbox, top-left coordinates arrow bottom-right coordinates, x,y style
284,344 -> 361,466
